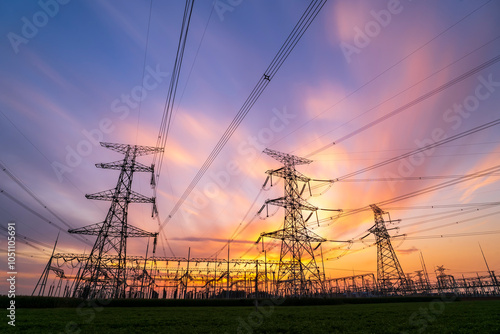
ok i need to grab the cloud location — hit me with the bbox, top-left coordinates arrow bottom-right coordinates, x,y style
170,236 -> 253,244
396,246 -> 419,255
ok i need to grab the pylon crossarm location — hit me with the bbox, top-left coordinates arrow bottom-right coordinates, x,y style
263,148 -> 312,166
129,191 -> 156,203
100,142 -> 163,156
69,222 -> 104,235
370,204 -> 385,215
266,197 -> 317,211
266,168 -> 311,183
261,229 -> 325,243
260,229 -> 286,240
125,224 -> 157,238
85,189 -> 115,200
96,160 -> 153,172
85,189 -> 155,203
298,230 -> 326,243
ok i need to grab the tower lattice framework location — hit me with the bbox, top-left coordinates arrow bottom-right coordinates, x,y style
69,142 -> 162,299
260,148 -> 326,296
369,204 -> 408,294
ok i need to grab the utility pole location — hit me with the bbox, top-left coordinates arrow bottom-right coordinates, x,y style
479,243 -> 499,294
255,260 -> 259,297
419,251 -> 431,292
184,247 -> 191,299
227,240 -> 230,299
264,249 -> 267,295
69,142 -> 161,299
32,233 -> 59,296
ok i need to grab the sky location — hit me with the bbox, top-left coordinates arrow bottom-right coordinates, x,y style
1,0 -> 500,296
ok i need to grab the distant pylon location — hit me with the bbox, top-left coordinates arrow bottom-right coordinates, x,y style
259,148 -> 327,296
369,204 -> 408,294
32,232 -> 59,296
69,142 -> 161,299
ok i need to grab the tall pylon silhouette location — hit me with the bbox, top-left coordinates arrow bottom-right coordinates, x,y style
69,142 -> 161,298
369,204 -> 408,294
259,148 -> 326,296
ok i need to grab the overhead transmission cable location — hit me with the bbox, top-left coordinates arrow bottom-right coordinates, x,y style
336,118 -> 500,181
0,161 -> 92,245
306,52 -> 500,157
158,0 -> 328,230
269,0 -> 495,150
0,225 -> 60,251
0,188 -> 91,246
323,174 -> 500,183
149,0 -> 195,252
398,230 -> 500,240
153,0 -> 195,177
0,110 -> 107,216
336,162 -> 500,221
135,0 -> 154,144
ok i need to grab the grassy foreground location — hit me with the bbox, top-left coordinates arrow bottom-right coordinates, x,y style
3,300 -> 500,333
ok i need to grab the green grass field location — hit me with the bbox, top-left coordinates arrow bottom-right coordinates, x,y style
3,300 -> 500,334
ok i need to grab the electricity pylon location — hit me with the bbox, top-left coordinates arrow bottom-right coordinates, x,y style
369,204 -> 408,294
259,148 -> 326,296
69,142 -> 161,299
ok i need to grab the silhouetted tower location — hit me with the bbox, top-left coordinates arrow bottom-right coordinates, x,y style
369,204 -> 408,294
259,148 -> 326,296
32,233 -> 59,296
414,270 -> 431,292
69,142 -> 161,299
435,265 -> 457,291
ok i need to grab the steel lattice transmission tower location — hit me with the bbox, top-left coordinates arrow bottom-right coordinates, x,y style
260,148 -> 326,296
369,204 -> 408,294
69,142 -> 162,299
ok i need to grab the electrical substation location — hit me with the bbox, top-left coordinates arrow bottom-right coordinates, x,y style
32,144 -> 500,299
19,0 -> 499,300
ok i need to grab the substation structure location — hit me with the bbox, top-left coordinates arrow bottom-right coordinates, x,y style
33,252 -> 500,299
33,254 -> 301,299
33,145 -> 500,299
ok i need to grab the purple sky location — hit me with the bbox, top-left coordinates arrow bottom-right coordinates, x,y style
1,0 -> 500,295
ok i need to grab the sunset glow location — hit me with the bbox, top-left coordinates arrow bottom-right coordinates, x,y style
1,0 -> 500,296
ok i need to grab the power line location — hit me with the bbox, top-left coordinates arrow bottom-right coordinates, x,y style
384,201 -> 500,211
0,109 -> 107,216
306,52 -> 500,157
135,0 -> 154,144
322,173 -> 500,183
270,0 -> 495,150
400,209 -> 500,236
336,118 -> 500,181
313,140 -> 500,156
0,225 -> 55,250
0,188 -> 92,246
316,163 -> 500,237
159,0 -> 328,229
0,161 -> 90,242
154,0 -> 195,176
315,152 -> 500,162
402,230 -> 500,240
